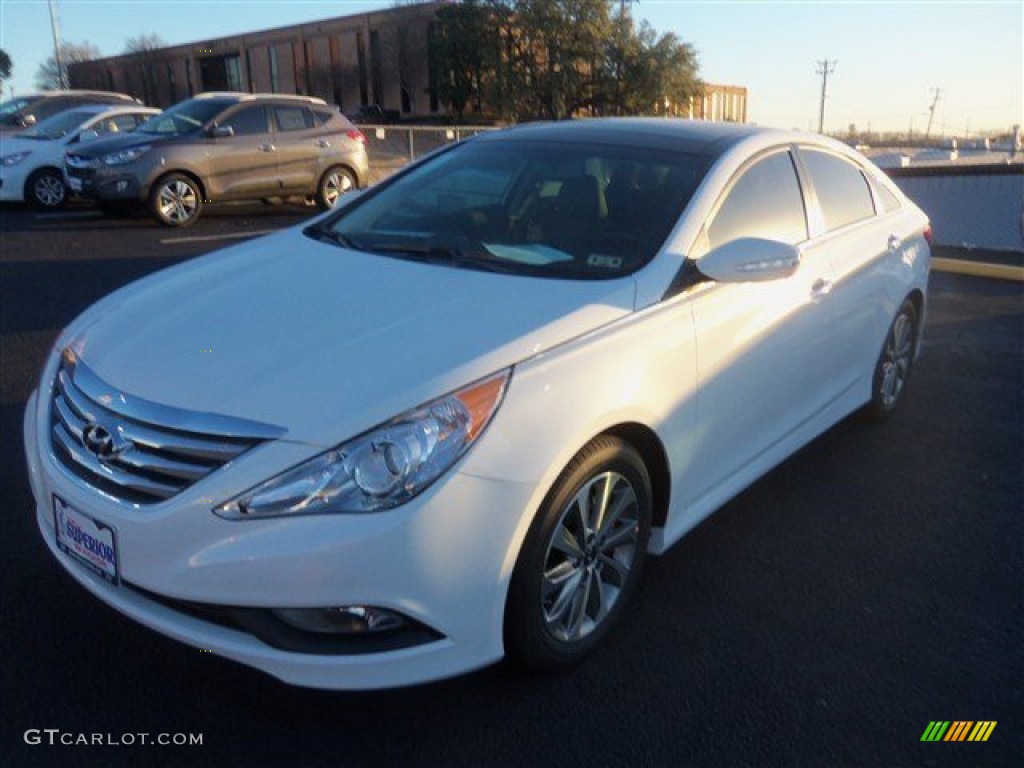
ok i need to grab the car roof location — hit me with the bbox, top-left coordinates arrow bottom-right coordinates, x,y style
193,91 -> 328,106
481,118 -> 785,157
75,104 -> 159,116
22,90 -> 137,101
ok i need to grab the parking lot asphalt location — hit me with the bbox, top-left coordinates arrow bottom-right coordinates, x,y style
1,202 -> 1021,767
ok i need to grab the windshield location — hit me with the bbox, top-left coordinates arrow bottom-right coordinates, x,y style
313,138 -> 708,280
0,97 -> 32,118
21,109 -> 94,140
136,98 -> 235,136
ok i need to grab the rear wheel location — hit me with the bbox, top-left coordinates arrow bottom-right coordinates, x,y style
505,436 -> 652,671
149,173 -> 202,227
864,299 -> 919,422
315,166 -> 355,210
26,168 -> 67,210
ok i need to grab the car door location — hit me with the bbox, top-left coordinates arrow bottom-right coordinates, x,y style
204,104 -> 279,199
682,148 -> 838,512
795,147 -> 894,396
271,105 -> 321,193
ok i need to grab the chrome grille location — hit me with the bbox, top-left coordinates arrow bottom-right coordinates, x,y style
49,352 -> 282,505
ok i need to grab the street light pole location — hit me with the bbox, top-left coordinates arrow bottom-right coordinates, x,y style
48,0 -> 66,89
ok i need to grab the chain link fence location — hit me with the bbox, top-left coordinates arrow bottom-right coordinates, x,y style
361,125 -> 499,184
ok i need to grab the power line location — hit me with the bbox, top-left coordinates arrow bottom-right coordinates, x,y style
816,58 -> 836,133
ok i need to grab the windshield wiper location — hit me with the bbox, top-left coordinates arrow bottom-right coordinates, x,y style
303,226 -> 362,251
365,239 -> 519,274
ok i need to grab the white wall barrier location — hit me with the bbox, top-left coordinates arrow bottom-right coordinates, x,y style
888,167 -> 1023,253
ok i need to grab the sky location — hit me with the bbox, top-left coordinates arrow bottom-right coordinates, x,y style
1,0 -> 1021,134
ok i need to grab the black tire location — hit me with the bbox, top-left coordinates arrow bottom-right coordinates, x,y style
149,173 -> 203,227
315,166 -> 356,210
505,435 -> 652,671
863,298 -> 919,422
25,168 -> 67,210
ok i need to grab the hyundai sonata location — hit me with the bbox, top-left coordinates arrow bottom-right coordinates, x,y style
24,119 -> 930,689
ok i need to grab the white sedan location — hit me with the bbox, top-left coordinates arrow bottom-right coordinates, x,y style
24,119 -> 930,689
0,104 -> 158,208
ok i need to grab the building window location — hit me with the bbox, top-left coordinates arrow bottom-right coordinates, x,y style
167,61 -> 177,101
269,45 -> 279,93
369,30 -> 383,106
356,32 -> 368,106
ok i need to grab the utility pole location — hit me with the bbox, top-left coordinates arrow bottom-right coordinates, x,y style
816,58 -> 836,134
925,87 -> 941,139
48,0 -> 66,89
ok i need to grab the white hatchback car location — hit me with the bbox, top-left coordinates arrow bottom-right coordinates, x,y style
0,104 -> 158,208
24,119 -> 930,689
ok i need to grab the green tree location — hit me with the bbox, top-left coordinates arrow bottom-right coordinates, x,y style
431,1 -> 701,122
35,41 -> 101,90
0,48 -> 12,87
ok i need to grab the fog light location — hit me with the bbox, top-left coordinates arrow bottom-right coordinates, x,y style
116,180 -> 129,192
271,606 -> 407,635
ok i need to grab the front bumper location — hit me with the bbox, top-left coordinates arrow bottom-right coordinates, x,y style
25,388 -> 536,689
65,165 -> 143,201
0,164 -> 29,202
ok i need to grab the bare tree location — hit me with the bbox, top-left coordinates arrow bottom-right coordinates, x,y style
35,41 -> 101,90
123,34 -> 168,105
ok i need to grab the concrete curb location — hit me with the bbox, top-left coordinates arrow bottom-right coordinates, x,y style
932,257 -> 1024,282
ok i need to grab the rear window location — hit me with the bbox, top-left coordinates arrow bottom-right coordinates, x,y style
800,148 -> 875,231
313,110 -> 335,126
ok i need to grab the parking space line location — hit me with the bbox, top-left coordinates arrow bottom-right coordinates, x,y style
160,229 -> 281,245
34,211 -> 103,220
932,257 -> 1024,282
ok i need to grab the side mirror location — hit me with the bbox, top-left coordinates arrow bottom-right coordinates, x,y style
77,129 -> 100,143
208,124 -> 234,138
697,238 -> 801,283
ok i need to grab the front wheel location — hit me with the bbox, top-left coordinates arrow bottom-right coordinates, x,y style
505,436 -> 652,671
26,168 -> 67,210
315,166 -> 356,210
863,299 -> 919,422
149,173 -> 202,227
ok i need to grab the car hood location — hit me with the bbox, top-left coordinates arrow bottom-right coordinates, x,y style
65,229 -> 636,446
66,131 -> 174,158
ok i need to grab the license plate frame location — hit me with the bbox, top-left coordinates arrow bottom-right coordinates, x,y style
53,495 -> 119,585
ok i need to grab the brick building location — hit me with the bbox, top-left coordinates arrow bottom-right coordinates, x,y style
69,2 -> 443,116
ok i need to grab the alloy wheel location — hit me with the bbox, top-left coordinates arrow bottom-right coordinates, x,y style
157,180 -> 199,224
879,310 -> 914,409
33,173 -> 66,208
541,471 -> 640,642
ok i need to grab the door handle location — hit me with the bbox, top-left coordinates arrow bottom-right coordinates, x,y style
316,139 -> 331,148
887,234 -> 903,252
259,143 -> 276,153
810,278 -> 833,300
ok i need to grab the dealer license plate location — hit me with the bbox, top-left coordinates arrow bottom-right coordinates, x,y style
54,496 -> 119,584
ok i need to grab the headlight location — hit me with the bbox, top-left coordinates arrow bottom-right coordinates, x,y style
1,151 -> 31,167
101,146 -> 151,166
214,369 -> 510,519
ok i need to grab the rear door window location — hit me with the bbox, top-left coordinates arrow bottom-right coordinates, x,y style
800,149 -> 876,231
707,150 -> 808,249
274,106 -> 314,132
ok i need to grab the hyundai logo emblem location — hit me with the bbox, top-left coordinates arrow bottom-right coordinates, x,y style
82,423 -> 129,460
